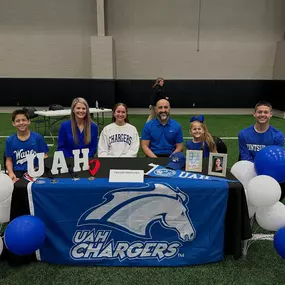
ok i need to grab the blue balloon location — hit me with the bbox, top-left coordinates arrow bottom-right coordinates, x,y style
274,226 -> 285,258
254,146 -> 285,183
4,215 -> 46,256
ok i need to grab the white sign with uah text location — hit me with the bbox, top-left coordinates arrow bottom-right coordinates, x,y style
26,149 -> 90,178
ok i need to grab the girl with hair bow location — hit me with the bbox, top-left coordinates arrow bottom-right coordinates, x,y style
186,115 -> 217,158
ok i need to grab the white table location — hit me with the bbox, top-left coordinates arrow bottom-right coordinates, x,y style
34,108 -> 112,143
35,108 -> 111,117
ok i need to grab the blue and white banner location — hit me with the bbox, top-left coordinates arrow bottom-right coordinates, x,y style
28,177 -> 229,266
146,164 -> 237,182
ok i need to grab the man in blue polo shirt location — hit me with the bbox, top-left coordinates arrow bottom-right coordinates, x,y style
238,101 -> 284,161
141,99 -> 184,157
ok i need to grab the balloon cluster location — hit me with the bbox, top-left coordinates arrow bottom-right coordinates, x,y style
0,173 -> 46,258
231,146 -> 285,258
231,146 -> 285,230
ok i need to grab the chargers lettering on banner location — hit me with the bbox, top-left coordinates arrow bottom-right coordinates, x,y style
70,230 -> 181,261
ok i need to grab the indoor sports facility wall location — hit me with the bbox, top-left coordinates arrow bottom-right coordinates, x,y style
107,0 -> 284,79
0,0 -> 97,78
0,0 -> 284,110
272,40 -> 285,112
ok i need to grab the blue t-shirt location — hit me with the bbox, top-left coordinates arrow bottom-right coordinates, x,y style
141,118 -> 184,155
238,125 -> 284,162
57,120 -> 98,158
186,140 -> 210,158
5,132 -> 49,171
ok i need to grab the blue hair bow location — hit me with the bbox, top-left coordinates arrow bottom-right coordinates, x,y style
190,115 -> 204,123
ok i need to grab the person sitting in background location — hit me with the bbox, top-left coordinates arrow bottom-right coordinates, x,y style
98,103 -> 139,157
141,99 -> 184,157
5,109 -> 49,183
186,115 -> 217,158
57,97 -> 98,158
147,77 -> 169,122
238,101 -> 284,161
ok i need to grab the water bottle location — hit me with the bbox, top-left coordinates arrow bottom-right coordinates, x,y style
95,100 -> 99,109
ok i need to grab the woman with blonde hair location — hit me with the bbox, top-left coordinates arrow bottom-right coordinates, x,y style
147,77 -> 168,122
57,97 -> 98,157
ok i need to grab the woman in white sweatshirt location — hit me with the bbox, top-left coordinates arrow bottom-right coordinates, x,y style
98,103 -> 140,157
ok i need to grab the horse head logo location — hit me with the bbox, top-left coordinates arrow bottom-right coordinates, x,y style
78,183 -> 196,242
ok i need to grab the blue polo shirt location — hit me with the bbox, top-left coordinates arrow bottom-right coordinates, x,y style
142,118 -> 184,155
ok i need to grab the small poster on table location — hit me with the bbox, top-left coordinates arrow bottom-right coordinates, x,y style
185,150 -> 203,172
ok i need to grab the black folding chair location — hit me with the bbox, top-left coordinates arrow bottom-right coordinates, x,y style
213,136 -> 227,154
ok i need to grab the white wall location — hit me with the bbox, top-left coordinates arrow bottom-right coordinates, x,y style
0,0 -> 97,78
273,40 -> 285,79
106,0 -> 285,79
91,36 -> 116,79
0,0 -> 284,79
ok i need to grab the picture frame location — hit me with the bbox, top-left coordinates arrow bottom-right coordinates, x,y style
208,153 -> 227,177
185,150 -> 203,172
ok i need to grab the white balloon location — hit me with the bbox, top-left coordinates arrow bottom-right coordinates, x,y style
0,196 -> 12,223
0,173 -> 14,203
230,160 -> 257,189
0,236 -> 3,256
244,188 -> 256,218
247,175 -> 281,207
256,202 -> 285,231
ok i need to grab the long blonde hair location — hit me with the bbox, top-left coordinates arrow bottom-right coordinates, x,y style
152,77 -> 164,89
70,97 -> 91,145
190,121 -> 217,153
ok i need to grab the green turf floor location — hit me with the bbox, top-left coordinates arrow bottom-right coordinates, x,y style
0,241 -> 284,285
0,113 -> 285,285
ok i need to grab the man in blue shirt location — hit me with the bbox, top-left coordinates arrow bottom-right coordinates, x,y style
141,99 -> 184,157
238,101 -> 284,162
5,109 -> 49,183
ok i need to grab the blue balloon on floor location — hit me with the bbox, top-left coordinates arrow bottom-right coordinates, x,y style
274,226 -> 285,259
254,146 -> 285,183
4,215 -> 46,256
